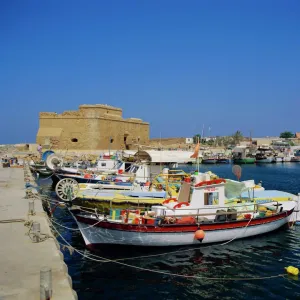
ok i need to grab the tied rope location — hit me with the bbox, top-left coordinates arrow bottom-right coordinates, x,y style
50,221 -> 287,282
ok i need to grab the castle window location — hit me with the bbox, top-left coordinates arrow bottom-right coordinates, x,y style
71,138 -> 78,142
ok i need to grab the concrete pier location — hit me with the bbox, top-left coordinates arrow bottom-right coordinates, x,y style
0,164 -> 77,300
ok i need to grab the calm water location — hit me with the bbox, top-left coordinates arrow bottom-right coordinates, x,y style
38,163 -> 300,300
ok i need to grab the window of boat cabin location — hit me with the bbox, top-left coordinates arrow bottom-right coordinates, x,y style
204,190 -> 219,205
101,163 -> 106,167
131,165 -> 139,173
124,162 -> 131,171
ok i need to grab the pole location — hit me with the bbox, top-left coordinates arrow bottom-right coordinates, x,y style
160,132 -> 162,173
197,136 -> 200,173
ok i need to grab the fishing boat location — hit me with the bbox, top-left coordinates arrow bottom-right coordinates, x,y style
202,158 -> 217,164
54,169 -> 188,209
232,146 -> 255,164
255,146 -> 275,163
217,157 -> 231,164
291,150 -> 300,162
69,174 -> 296,247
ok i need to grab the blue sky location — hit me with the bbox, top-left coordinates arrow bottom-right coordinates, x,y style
1,0 -> 300,143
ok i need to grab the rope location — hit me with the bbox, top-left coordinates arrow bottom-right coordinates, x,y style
50,218 -> 104,231
0,218 -> 26,223
53,215 -> 254,263
38,173 -> 54,181
50,223 -> 287,281
25,220 -> 53,243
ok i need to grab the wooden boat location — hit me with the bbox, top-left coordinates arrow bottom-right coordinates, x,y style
233,157 -> 255,164
255,147 -> 275,163
202,158 -> 217,164
69,175 -> 296,247
232,146 -> 255,164
217,158 -> 231,164
291,150 -> 300,162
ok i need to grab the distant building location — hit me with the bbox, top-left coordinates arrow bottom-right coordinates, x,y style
252,137 -> 280,146
36,104 -> 149,150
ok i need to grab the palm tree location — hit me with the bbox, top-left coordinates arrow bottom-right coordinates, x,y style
223,136 -> 234,148
193,134 -> 201,144
232,131 -> 243,145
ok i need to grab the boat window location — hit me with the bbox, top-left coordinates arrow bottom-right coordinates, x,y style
125,163 -> 131,171
204,191 -> 219,205
130,166 -> 139,173
115,161 -> 123,169
101,163 -> 106,167
71,138 -> 78,142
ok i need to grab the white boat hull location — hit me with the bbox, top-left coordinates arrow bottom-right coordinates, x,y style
74,213 -> 292,247
274,157 -> 291,162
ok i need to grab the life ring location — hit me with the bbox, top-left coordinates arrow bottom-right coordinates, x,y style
194,178 -> 226,187
173,202 -> 190,209
163,198 -> 177,205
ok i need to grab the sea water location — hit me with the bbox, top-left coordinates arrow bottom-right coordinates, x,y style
38,163 -> 300,299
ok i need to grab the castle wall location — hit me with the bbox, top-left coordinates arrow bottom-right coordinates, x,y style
36,105 -> 149,150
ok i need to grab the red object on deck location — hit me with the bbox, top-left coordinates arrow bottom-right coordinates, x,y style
142,217 -> 155,225
118,169 -> 123,174
176,216 -> 196,224
84,174 -> 92,179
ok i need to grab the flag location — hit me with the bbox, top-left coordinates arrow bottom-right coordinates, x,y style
190,142 -> 200,158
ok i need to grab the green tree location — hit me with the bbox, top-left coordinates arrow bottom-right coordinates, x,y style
193,134 -> 201,144
223,136 -> 234,148
207,139 -> 215,146
215,136 -> 224,147
232,131 -> 243,145
280,131 -> 294,138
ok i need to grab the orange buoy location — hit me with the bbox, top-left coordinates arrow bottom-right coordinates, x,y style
194,230 -> 205,242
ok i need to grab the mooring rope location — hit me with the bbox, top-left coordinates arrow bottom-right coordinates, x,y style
50,218 -> 104,231
50,223 -> 287,281
48,214 -> 254,263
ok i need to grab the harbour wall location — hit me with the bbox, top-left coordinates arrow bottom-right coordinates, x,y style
0,163 -> 78,300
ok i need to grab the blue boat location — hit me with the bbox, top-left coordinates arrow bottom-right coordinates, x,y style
217,158 -> 231,164
51,172 -> 133,186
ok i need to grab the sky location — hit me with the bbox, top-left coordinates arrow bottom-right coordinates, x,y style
1,0 -> 300,143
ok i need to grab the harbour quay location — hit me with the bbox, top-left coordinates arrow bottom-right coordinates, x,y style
0,162 -> 77,300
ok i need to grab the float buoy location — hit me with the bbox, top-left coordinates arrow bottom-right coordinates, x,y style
173,202 -> 190,209
194,230 -> 205,242
195,178 -> 226,188
162,198 -> 177,205
285,266 -> 299,276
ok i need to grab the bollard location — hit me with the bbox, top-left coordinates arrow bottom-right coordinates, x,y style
40,267 -> 52,300
32,222 -> 41,242
28,200 -> 35,215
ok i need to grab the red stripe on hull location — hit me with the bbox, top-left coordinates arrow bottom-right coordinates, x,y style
75,209 -> 293,233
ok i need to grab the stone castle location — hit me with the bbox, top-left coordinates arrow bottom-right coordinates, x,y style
36,104 -> 149,150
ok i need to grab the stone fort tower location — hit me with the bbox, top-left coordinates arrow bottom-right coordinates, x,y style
36,104 -> 149,150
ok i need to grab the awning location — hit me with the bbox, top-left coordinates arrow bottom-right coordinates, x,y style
133,150 -> 202,163
37,128 -> 62,137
